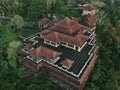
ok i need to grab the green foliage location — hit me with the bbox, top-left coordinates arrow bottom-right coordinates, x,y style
22,0 -> 80,20
0,24 -> 17,45
85,20 -> 120,90
28,0 -> 47,20
18,0 -> 31,17
51,0 -> 80,18
7,41 -> 22,68
0,0 -> 19,15
10,14 -> 24,29
24,69 -> 63,90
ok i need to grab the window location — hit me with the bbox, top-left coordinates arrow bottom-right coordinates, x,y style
37,34 -> 40,37
76,46 -> 78,50
51,42 -> 56,45
61,41 -> 66,45
45,40 -> 50,43
68,44 -> 74,48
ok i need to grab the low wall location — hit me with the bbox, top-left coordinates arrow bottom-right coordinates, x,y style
22,55 -> 98,90
43,63 -> 82,90
79,55 -> 97,89
23,59 -> 43,72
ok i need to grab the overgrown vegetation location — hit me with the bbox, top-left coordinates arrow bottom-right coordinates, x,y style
0,0 -> 120,90
85,0 -> 120,90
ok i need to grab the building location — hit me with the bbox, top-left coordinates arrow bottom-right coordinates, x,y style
38,18 -> 50,28
20,16 -> 99,90
67,0 -> 88,8
77,0 -> 88,7
82,4 -> 98,16
80,14 -> 98,31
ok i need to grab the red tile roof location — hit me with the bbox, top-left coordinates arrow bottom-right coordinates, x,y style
92,39 -> 96,44
43,30 -> 89,47
76,24 -> 87,31
29,46 -> 61,60
39,18 -> 89,47
81,14 -> 97,28
49,26 -> 56,31
37,29 -> 52,36
50,23 -> 86,35
59,33 -> 74,44
77,31 -> 85,35
50,18 -> 81,35
60,59 -> 74,68
30,47 -> 41,58
60,33 -> 89,47
24,43 -> 32,49
57,17 -> 78,26
48,18 -> 62,27
69,16 -> 79,21
44,32 -> 60,43
73,34 -> 89,46
84,4 -> 97,11
38,18 -> 50,25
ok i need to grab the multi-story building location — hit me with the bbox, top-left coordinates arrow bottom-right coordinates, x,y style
20,4 -> 99,90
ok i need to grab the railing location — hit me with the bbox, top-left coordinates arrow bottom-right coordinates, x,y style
77,54 -> 93,78
26,56 -> 42,64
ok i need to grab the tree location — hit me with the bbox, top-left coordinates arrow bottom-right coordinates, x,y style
18,0 -> 31,17
10,14 -> 24,29
7,40 -> 22,68
45,0 -> 57,12
0,0 -> 19,15
0,24 -> 17,45
86,19 -> 120,90
28,0 -> 47,20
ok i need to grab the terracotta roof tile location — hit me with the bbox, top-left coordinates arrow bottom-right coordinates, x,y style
50,18 -> 86,35
44,32 -> 60,43
29,46 -> 61,60
24,43 -> 32,49
41,18 -> 89,47
75,34 -> 89,46
81,14 -> 97,28
56,17 -> 77,26
43,30 -> 89,47
50,18 -> 81,35
59,33 -> 74,44
60,59 -> 74,68
69,16 -> 79,21
47,18 -> 62,27
75,24 -> 87,31
29,47 -> 42,58
37,29 -> 52,36
59,33 -> 89,47
84,4 -> 97,11
38,18 -> 50,25
77,31 -> 85,35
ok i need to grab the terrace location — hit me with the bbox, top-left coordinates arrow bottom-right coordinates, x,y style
24,35 -> 95,78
